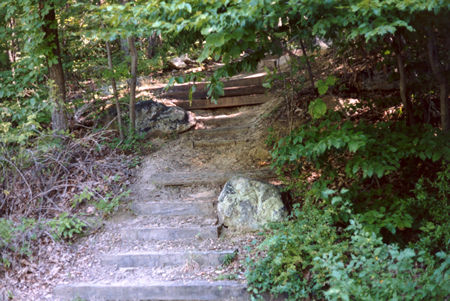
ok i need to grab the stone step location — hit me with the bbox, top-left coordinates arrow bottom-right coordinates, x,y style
145,169 -> 275,186
195,112 -> 257,128
192,138 -> 254,148
131,201 -> 215,217
101,250 -> 236,268
54,280 -> 249,301
121,226 -> 218,241
193,125 -> 251,137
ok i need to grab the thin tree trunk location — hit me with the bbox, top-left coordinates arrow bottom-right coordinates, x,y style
119,0 -> 130,57
426,27 -> 449,132
128,36 -> 137,134
394,35 -> 414,126
7,18 -> 17,75
40,1 -> 68,132
106,41 -> 124,140
120,38 -> 129,56
299,38 -> 315,92
145,32 -> 161,59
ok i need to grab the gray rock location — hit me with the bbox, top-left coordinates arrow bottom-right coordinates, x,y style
168,54 -> 189,69
135,100 -> 196,135
218,176 -> 287,231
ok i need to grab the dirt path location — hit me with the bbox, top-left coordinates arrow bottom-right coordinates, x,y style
48,90 -> 281,300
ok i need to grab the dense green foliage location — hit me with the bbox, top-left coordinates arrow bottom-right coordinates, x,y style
272,117 -> 449,238
247,205 -> 449,300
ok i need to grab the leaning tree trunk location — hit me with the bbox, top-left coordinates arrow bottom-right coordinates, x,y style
128,36 -> 137,134
40,1 -> 68,132
106,41 -> 124,140
394,34 -> 414,126
426,27 -> 449,132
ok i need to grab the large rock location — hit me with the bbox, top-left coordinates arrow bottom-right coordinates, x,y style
218,176 -> 287,231
167,54 -> 194,70
135,100 -> 196,135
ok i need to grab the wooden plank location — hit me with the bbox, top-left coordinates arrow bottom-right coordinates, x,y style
144,73 -> 267,94
172,94 -> 271,110
162,84 -> 266,100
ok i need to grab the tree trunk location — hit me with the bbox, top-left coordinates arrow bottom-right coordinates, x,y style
145,32 -> 161,59
119,0 -> 130,57
394,35 -> 414,126
128,36 -> 137,134
7,18 -> 17,74
426,27 -> 449,132
106,41 -> 124,140
299,38 -> 315,92
120,38 -> 129,56
40,1 -> 68,132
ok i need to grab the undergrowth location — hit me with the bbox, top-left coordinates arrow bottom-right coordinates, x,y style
0,130 -> 134,272
247,83 -> 449,299
246,202 -> 449,300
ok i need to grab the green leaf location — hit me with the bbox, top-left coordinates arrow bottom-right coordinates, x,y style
205,32 -> 225,48
308,98 -> 327,119
197,47 -> 210,62
317,80 -> 329,95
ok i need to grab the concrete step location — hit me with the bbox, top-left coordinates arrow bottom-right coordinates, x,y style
192,138 -> 253,148
194,111 -> 257,128
145,169 -> 275,186
131,201 -> 215,217
101,250 -> 236,268
193,125 -> 251,137
121,226 -> 218,241
54,280 -> 249,300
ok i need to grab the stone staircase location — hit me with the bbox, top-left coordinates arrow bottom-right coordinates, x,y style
53,75 -> 278,301
54,181 -> 251,300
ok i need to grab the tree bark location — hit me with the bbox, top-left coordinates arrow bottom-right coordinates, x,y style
394,35 -> 414,126
106,41 -> 124,140
299,38 -> 315,92
128,36 -> 137,134
40,1 -> 68,132
145,32 -> 161,59
120,38 -> 129,56
426,27 -> 449,132
7,18 -> 17,74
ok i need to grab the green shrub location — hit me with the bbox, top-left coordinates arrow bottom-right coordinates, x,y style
270,117 -> 449,242
246,205 -> 346,300
0,218 -> 41,268
46,213 -> 86,241
246,208 -> 450,300
316,222 -> 450,301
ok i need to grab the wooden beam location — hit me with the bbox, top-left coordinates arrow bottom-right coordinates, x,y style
163,85 -> 267,100
172,94 -> 272,110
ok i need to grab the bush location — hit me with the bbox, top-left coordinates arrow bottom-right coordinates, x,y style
246,206 -> 450,300
270,116 -> 449,244
317,221 -> 449,301
0,218 -> 42,268
249,113 -> 450,299
246,205 -> 345,299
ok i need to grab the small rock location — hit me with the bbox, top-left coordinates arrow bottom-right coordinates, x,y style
217,176 -> 287,232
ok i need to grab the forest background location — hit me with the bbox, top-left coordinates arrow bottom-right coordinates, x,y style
0,0 -> 449,299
